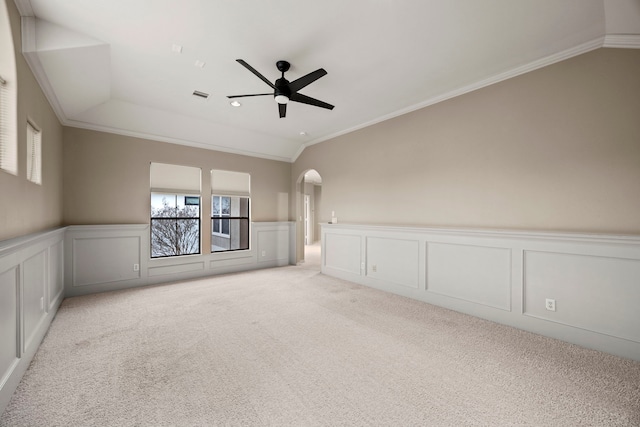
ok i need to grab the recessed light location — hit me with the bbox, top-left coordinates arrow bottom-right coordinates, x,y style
230,101 -> 242,107
194,60 -> 206,68
299,131 -> 308,136
171,44 -> 182,53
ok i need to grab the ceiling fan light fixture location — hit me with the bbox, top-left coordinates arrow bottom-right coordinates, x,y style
228,59 -> 333,118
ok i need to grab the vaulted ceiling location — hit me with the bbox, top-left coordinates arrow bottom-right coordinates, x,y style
13,0 -> 640,162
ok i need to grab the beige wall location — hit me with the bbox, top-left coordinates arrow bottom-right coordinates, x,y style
0,0 -> 64,241
293,48 -> 640,235
63,127 -> 291,248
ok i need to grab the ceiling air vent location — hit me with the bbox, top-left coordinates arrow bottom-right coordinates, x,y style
192,90 -> 210,99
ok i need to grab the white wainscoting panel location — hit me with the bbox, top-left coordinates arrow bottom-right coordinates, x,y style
65,225 -> 147,295
148,262 -> 205,277
321,223 -> 640,361
0,267 -> 19,388
65,222 -> 295,296
324,233 -> 362,275
367,237 -> 420,289
427,242 -> 511,311
0,228 -> 65,415
72,236 -> 141,287
524,251 -> 640,343
22,250 -> 48,351
1,222 -> 294,414
48,241 -> 64,310
257,228 -> 289,264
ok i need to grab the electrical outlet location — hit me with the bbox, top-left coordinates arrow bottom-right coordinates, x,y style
545,298 -> 556,312
133,264 -> 139,271
261,250 -> 266,257
372,265 -> 377,273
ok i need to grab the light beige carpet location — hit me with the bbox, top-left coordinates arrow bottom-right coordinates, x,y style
2,266 -> 639,426
301,242 -> 321,270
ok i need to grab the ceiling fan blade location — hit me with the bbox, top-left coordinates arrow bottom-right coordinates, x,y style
289,68 -> 327,92
236,59 -> 276,89
227,93 -> 272,99
278,103 -> 287,118
289,92 -> 334,110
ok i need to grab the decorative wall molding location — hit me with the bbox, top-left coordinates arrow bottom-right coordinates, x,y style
64,222 -> 295,297
0,227 -> 65,414
0,222 -> 295,414
321,223 -> 640,362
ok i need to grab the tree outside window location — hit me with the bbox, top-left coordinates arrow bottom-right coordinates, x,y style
151,194 -> 200,258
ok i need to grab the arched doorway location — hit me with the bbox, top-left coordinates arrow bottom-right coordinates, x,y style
296,169 -> 322,269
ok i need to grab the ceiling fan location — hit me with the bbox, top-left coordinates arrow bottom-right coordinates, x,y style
227,59 -> 334,118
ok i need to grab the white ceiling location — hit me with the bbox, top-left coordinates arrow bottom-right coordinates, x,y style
14,0 -> 640,162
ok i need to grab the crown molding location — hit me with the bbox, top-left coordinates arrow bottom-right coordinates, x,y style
301,37 -> 607,156
13,0 -> 34,17
63,118 -> 294,163
15,3 -> 639,164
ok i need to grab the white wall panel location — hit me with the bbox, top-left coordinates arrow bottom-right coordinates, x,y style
367,237 -> 419,289
427,242 -> 511,310
65,223 -> 294,296
48,241 -> 64,309
2,223 -> 294,414
22,251 -> 47,351
524,251 -> 640,343
321,223 -> 640,361
72,236 -> 140,287
0,228 -> 65,414
148,262 -> 204,277
324,233 -> 361,275
0,268 -> 18,387
257,229 -> 289,263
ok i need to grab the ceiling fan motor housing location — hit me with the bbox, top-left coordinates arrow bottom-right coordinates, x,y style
275,77 -> 291,101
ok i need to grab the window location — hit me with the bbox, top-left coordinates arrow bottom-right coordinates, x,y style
211,170 -> 250,253
150,163 -> 201,258
150,193 -> 200,258
0,74 -> 16,175
26,120 -> 41,184
212,195 -> 231,236
211,195 -> 250,252
0,2 -> 18,175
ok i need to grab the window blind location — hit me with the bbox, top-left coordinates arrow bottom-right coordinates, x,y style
26,119 -> 41,184
150,162 -> 201,194
211,169 -> 251,197
0,74 -> 17,174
